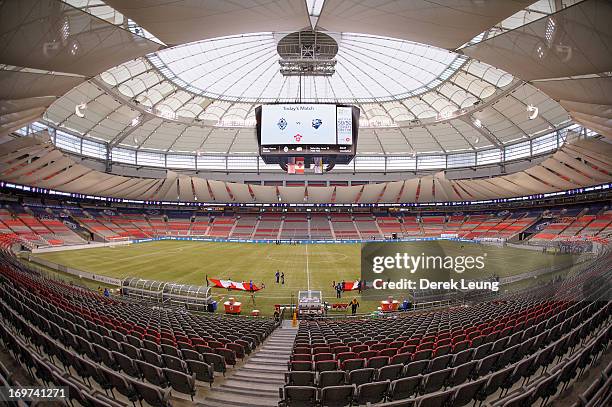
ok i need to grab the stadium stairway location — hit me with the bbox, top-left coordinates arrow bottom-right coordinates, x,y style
200,321 -> 298,406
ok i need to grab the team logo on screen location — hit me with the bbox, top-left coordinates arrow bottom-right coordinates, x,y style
294,134 -> 303,142
277,118 -> 287,130
312,118 -> 323,129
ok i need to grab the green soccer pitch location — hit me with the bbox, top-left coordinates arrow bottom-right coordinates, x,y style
32,240 -> 578,316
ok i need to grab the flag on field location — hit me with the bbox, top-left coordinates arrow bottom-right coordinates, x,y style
287,157 -> 295,174
209,278 -> 261,291
343,280 -> 361,291
295,157 -> 304,174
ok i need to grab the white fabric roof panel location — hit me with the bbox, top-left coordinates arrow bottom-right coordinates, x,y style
98,177 -> 142,197
77,174 -> 124,195
2,136 -> 610,203
278,186 -> 306,203
399,179 -> 419,202
122,179 -> 161,200
432,173 -> 454,202
505,172 -> 555,194
18,157 -> 73,185
192,177 -> 213,202
43,71 -> 570,156
378,181 -> 403,203
105,0 -> 309,46
3,147 -> 59,178
570,112 -> 611,139
226,183 -> 253,203
454,179 -> 486,200
161,179 -> 180,201
60,171 -> 112,194
460,179 -> 498,200
474,179 -> 514,199
0,134 -> 43,156
46,164 -> 92,189
250,185 -> 277,203
0,107 -> 48,137
418,176 -> 434,202
0,97 -> 58,117
484,177 -> 523,197
113,180 -> 149,200
565,141 -> 612,168
316,0 -> 532,50
154,171 -> 178,200
207,180 -> 231,202
561,100 -> 612,120
524,166 -> 579,190
307,186 -> 334,203
358,183 -> 385,203
178,177 -> 194,201
533,76 -> 612,140
552,151 -> 609,183
0,71 -> 85,101
334,185 -> 362,203
95,177 -> 133,196
0,0 -> 161,77
533,77 -> 612,106
463,0 -> 612,81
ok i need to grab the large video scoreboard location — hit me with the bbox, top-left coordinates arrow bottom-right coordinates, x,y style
256,103 -> 360,165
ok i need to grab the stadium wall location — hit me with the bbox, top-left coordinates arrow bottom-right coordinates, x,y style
26,255 -> 122,286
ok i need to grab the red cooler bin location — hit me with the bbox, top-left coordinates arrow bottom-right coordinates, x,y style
380,300 -> 399,312
224,300 -> 242,314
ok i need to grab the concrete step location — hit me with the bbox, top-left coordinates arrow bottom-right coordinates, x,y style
201,392 -> 278,407
261,346 -> 293,351
257,352 -> 291,358
241,363 -> 287,371
257,349 -> 291,355
222,380 -> 281,393
231,372 -> 285,383
246,355 -> 288,362
200,326 -> 296,406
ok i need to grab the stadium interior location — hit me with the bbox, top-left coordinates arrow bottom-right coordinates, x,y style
0,0 -> 611,406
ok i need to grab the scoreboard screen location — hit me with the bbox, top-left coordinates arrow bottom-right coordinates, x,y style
261,104 -> 337,145
256,104 -> 359,165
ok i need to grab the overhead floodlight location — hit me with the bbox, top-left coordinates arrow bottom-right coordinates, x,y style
131,116 -> 141,127
61,18 -> 70,43
70,41 -> 79,56
472,118 -> 482,128
474,137 -> 480,144
545,18 -> 556,47
527,104 -> 539,120
75,102 -> 87,118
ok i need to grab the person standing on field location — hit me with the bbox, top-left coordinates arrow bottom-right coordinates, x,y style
275,270 -> 280,283
281,272 -> 285,285
351,298 -> 360,315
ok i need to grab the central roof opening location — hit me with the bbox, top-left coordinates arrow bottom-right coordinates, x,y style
148,32 -> 466,103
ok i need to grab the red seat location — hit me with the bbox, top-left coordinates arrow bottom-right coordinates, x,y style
313,353 -> 334,362
290,361 -> 313,371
